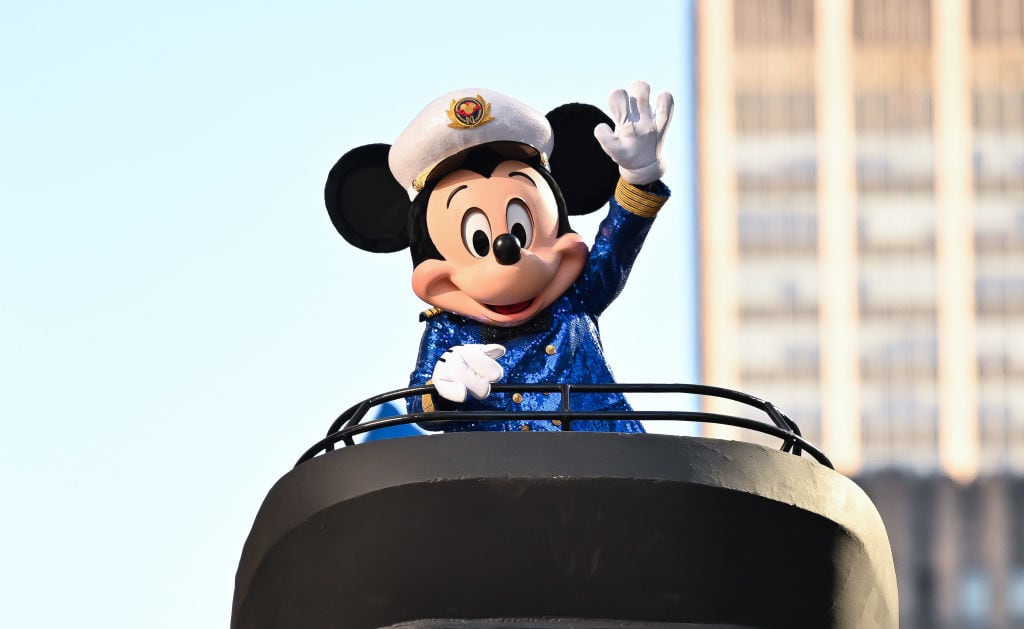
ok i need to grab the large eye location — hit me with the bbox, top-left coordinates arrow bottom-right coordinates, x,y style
506,200 -> 533,249
461,209 -> 492,258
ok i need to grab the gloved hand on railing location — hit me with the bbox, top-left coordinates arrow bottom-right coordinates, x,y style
431,344 -> 506,403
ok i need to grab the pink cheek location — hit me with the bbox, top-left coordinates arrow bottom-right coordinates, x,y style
451,261 -> 494,291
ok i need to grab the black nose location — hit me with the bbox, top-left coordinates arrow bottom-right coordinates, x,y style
492,233 -> 522,265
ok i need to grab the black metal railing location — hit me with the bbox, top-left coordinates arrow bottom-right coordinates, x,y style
294,383 -> 834,469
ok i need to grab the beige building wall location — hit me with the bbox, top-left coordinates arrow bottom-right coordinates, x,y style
696,0 -> 1024,480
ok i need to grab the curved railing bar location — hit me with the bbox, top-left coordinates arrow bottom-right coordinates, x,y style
296,383 -> 833,470
324,383 -> 799,438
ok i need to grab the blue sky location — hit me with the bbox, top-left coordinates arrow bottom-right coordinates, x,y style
0,2 -> 695,626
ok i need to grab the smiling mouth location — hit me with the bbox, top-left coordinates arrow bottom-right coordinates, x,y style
486,299 -> 534,315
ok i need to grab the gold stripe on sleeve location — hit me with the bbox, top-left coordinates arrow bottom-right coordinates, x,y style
422,380 -> 436,413
615,179 -> 667,218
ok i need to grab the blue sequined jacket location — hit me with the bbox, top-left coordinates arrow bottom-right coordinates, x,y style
408,180 -> 669,433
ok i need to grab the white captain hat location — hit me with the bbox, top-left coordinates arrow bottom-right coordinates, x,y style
388,88 -> 554,200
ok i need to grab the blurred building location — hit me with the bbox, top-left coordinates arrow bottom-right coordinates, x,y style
694,1 -> 1024,626
695,0 -> 1024,479
859,471 -> 1024,628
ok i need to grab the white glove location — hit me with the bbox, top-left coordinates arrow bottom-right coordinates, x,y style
431,344 -> 506,403
594,80 -> 674,185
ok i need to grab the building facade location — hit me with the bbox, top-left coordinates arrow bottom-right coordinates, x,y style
696,0 -> 1024,481
859,471 -> 1024,628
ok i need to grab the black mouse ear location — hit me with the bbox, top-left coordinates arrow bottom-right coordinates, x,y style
325,143 -> 411,253
546,103 -> 620,216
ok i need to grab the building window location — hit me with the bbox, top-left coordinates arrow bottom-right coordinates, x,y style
856,90 -> 933,133
734,0 -> 815,45
1011,569 -> 1024,620
860,337 -> 938,381
855,0 -> 931,43
736,90 -> 817,133
959,567 -> 991,626
973,90 -> 1024,132
738,211 -> 817,253
972,0 -> 1024,42
976,275 -> 1024,315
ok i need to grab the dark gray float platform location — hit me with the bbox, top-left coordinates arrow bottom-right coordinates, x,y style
232,432 -> 897,629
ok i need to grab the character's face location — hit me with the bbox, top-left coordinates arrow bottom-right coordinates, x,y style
411,160 -> 588,327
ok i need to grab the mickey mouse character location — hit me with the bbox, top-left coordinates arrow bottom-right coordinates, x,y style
325,81 -> 673,433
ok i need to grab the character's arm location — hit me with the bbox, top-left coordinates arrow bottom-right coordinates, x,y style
580,81 -> 674,315
579,180 -> 670,316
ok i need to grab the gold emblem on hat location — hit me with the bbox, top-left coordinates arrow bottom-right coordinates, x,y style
447,95 -> 494,129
